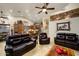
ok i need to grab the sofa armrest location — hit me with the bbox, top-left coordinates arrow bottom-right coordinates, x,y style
31,38 -> 35,41
5,45 -> 13,56
5,45 -> 13,52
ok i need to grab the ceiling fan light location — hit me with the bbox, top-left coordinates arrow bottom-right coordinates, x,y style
42,9 -> 47,12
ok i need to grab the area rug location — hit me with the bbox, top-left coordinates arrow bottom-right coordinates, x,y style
46,44 -> 75,56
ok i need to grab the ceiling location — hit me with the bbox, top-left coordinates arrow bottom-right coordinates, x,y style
0,3 -> 69,23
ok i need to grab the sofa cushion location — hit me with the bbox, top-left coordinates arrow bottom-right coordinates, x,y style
13,39 -> 22,45
39,33 -> 47,39
23,36 -> 32,42
66,36 -> 76,41
65,33 -> 78,41
13,41 -> 34,52
57,33 -> 66,40
57,35 -> 65,40
55,38 -> 65,43
64,40 -> 78,45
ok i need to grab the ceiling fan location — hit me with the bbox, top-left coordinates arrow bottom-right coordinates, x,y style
35,3 -> 55,14
0,11 -> 8,19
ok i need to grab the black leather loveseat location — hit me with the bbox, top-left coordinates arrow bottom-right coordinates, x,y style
54,33 -> 79,50
5,34 -> 36,56
39,33 -> 50,45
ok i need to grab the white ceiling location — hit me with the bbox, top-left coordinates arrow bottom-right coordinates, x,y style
0,3 -> 69,23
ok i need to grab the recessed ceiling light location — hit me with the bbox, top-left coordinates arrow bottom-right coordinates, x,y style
20,14 -> 23,16
25,10 -> 29,13
7,15 -> 13,19
10,9 -> 13,13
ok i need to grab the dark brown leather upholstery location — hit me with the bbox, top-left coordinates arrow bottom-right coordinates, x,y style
5,34 -> 36,56
39,33 -> 50,45
54,33 -> 79,50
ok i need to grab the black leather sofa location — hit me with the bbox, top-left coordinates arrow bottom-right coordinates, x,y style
5,34 -> 36,56
54,33 -> 79,50
39,33 -> 50,45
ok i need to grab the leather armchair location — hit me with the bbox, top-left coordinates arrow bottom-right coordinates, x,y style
5,34 -> 36,56
39,33 -> 50,45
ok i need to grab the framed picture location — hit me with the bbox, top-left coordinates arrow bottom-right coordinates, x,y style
57,22 -> 70,31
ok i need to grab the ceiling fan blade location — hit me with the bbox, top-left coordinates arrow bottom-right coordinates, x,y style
35,7 -> 42,9
45,3 -> 49,6
0,16 -> 8,19
45,11 -> 48,14
38,10 -> 42,14
44,3 -> 49,7
4,17 -> 8,19
47,8 -> 55,10
43,3 -> 49,8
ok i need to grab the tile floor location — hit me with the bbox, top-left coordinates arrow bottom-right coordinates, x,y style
23,42 -> 54,56
0,41 -> 6,56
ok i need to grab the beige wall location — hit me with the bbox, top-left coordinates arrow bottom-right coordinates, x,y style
48,17 -> 79,40
48,3 -> 79,44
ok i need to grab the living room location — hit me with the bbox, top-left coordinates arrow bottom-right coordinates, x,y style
0,3 -> 79,56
